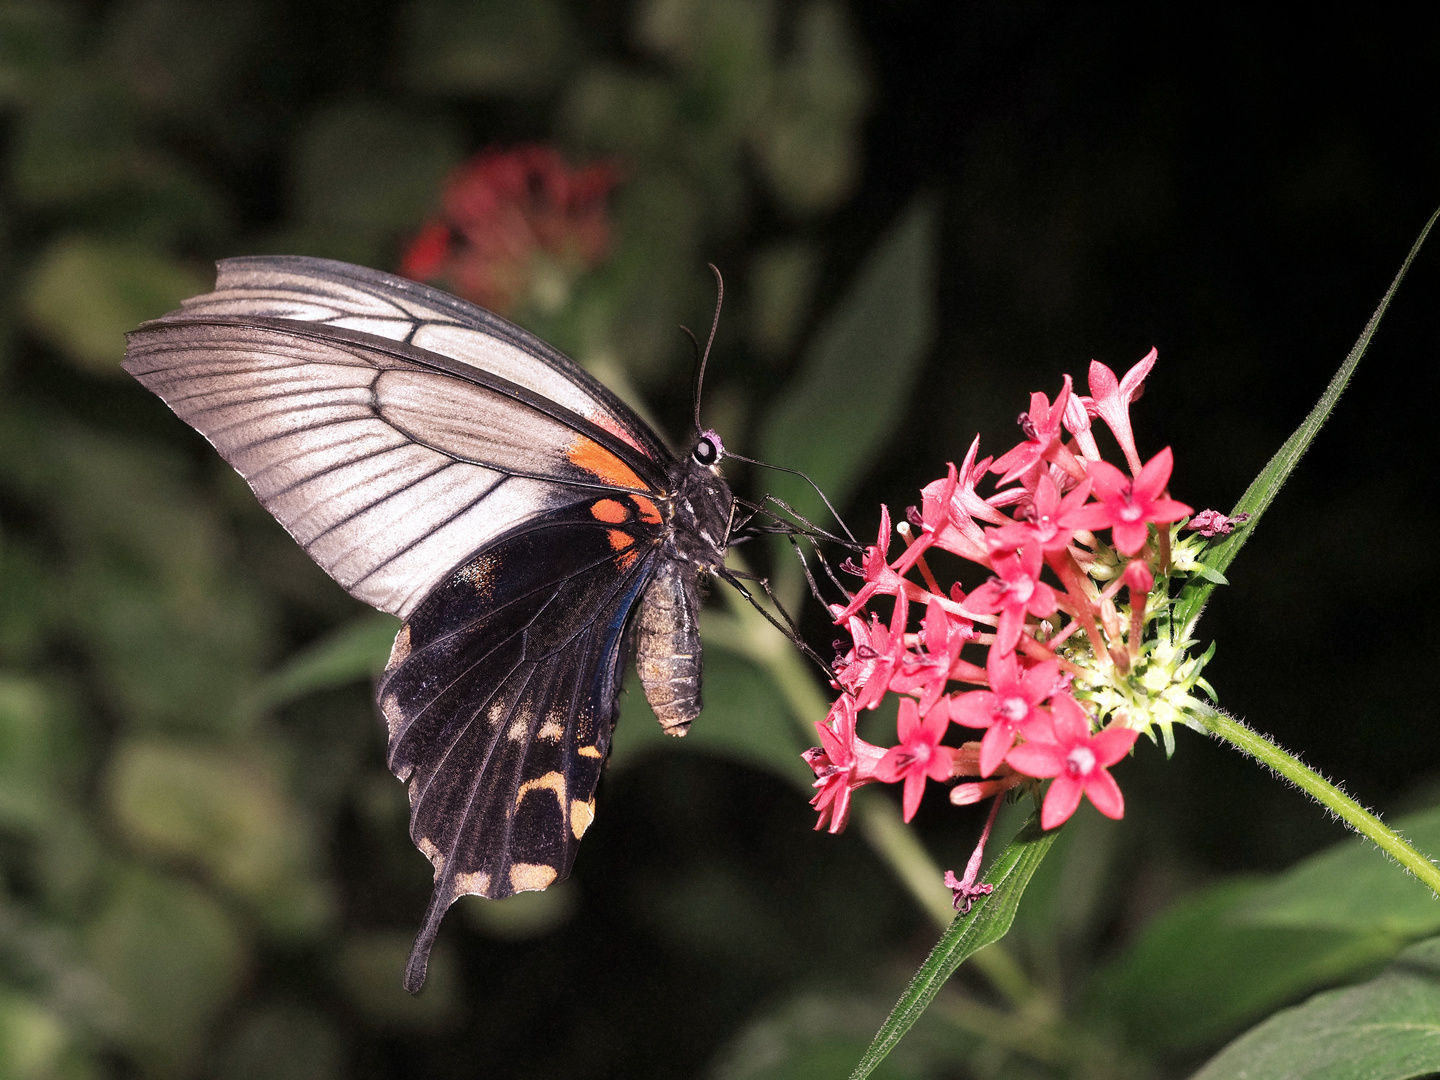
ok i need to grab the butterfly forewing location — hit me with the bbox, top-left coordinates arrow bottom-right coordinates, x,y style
172,256 -> 667,460
124,318 -> 664,618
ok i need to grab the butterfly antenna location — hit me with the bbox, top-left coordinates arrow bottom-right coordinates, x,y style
691,264 -> 724,433
722,452 -> 859,545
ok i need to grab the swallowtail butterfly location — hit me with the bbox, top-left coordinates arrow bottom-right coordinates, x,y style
124,257 -> 743,991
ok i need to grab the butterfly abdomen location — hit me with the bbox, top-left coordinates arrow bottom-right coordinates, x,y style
634,560 -> 702,735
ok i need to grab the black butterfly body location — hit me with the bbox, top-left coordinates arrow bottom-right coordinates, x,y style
123,256 -> 735,990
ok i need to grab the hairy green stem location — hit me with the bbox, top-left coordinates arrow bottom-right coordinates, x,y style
1199,709 -> 1440,895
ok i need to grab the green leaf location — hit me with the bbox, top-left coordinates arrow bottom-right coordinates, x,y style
86,869 -> 248,1075
1192,565 -> 1230,585
848,814 -> 1059,1079
106,739 -> 335,938
712,994 -> 930,1080
1240,805 -> 1440,936
277,101 -> 463,264
1190,935 -> 1440,1080
21,236 -> 208,374
401,0 -> 579,97
751,0 -> 870,213
1083,877 -> 1404,1055
1175,207 -> 1439,637
758,195 -> 937,529
248,612 -> 400,714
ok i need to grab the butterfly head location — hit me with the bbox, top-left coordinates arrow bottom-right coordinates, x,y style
692,428 -> 725,471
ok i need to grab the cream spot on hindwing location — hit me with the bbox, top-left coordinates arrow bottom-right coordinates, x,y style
509,863 -> 558,892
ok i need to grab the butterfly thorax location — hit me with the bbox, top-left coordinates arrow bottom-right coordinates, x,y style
634,456 -> 734,736
663,456 -> 734,570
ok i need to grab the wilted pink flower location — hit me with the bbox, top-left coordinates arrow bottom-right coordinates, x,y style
1186,509 -> 1251,537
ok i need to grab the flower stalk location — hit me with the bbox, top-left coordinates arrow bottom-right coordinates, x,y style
1198,708 -> 1440,896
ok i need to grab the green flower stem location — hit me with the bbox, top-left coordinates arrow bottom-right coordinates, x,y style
1199,709 -> 1440,896
713,573 -> 1039,1006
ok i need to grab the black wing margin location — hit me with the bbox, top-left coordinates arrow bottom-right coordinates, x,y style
377,498 -> 663,992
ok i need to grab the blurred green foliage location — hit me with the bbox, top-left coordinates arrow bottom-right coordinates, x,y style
0,1 -> 1437,1078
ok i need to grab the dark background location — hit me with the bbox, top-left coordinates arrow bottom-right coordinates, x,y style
0,3 -> 1437,1078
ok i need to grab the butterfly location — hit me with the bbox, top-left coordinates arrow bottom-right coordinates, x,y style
123,256 -> 748,992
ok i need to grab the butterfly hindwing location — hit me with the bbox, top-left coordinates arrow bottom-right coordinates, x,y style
377,496 -> 664,991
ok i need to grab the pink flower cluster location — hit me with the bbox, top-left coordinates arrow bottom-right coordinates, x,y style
804,351 -> 1195,835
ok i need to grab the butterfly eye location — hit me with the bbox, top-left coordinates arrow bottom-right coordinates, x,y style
692,436 -> 719,466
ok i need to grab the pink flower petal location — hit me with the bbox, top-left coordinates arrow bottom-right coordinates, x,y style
1006,740 -> 1065,778
896,697 -> 921,743
951,689 -> 998,729
901,769 -> 927,822
979,722 -> 1016,776
1083,767 -> 1126,819
874,745 -> 909,784
1048,694 -> 1091,744
1132,446 -> 1173,499
1111,519 -> 1150,555
1040,774 -> 1085,829
1090,725 -> 1140,768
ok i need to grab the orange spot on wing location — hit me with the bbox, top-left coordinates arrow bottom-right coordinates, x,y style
616,549 -> 639,570
591,498 -> 629,523
607,528 -> 634,551
631,495 -> 663,524
568,436 -> 645,489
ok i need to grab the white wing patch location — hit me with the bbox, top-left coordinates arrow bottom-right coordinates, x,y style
124,324 -> 596,619
175,256 -> 654,455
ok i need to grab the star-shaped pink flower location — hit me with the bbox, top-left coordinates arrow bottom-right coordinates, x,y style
989,377 -> 1083,486
988,473 -> 1093,554
874,697 -> 957,822
892,598 -> 974,714
835,505 -> 906,619
802,695 -> 886,834
851,588 -> 911,712
1071,447 -> 1192,556
906,437 -> 1003,567
964,543 -> 1057,654
950,648 -> 1061,776
1006,693 -> 1139,829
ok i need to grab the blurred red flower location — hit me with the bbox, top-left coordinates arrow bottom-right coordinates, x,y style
400,145 -> 619,316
